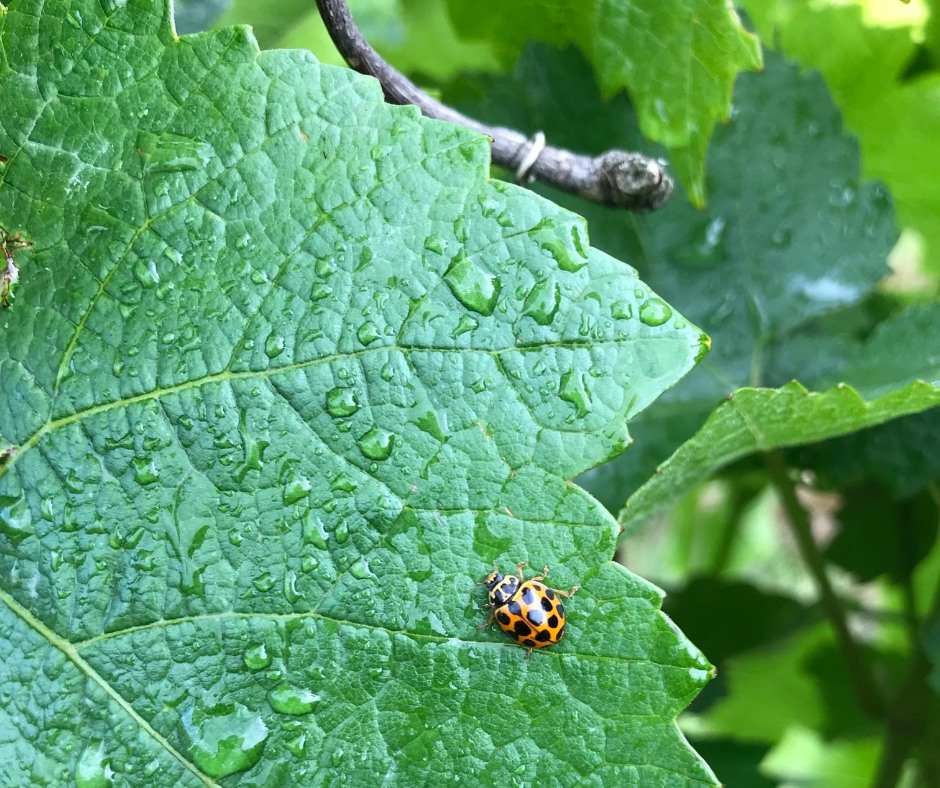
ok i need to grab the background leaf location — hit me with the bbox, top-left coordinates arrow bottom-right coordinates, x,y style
443,0 -> 762,202
0,0 -> 716,784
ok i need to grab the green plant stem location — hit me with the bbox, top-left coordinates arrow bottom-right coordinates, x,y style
765,450 -> 884,718
873,651 -> 929,788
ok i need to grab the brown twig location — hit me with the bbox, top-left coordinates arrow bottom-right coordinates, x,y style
314,0 -> 674,212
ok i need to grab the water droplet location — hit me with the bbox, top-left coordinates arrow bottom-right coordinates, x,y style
349,558 -> 372,580
132,259 -> 160,288
522,279 -> 560,325
559,370 -> 592,418
639,298 -> 672,327
133,458 -> 160,486
284,570 -> 301,604
334,521 -> 349,543
64,469 -> 84,494
303,513 -> 328,549
424,235 -> 445,255
771,227 -> 793,248
539,238 -> 584,272
285,731 -> 307,757
180,703 -> 269,779
283,474 -> 312,505
253,572 -> 275,592
243,643 -> 270,670
0,495 -> 33,544
75,741 -> 112,788
264,334 -> 285,358
357,322 -> 381,346
444,252 -> 500,316
611,301 -> 633,320
415,411 -> 446,442
380,363 -> 395,382
268,682 -> 320,715
326,387 -> 360,418
453,314 -> 478,337
358,427 -> 394,461
331,474 -> 356,493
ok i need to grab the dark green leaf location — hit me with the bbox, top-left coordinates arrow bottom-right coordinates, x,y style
0,0 -> 714,783
444,0 -> 762,201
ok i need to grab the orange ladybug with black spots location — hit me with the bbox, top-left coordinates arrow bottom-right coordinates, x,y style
478,562 -> 579,657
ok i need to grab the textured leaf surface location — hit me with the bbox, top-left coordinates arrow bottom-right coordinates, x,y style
739,0 -> 940,273
443,47 -> 903,521
444,0 -> 762,201
0,0 -> 714,784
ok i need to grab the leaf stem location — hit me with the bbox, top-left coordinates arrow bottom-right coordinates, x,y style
313,0 -> 674,211
765,450 -> 884,718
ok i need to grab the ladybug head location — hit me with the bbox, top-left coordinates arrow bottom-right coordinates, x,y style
483,569 -> 503,589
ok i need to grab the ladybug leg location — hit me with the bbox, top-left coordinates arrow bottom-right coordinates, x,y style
516,561 -> 527,581
476,611 -> 496,630
531,565 -> 550,582
555,585 -> 580,599
524,648 -> 533,661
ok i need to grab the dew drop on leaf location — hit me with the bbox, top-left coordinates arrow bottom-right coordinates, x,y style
358,427 -> 394,460
285,731 -> 307,758
264,334 -> 285,358
639,298 -> 673,327
75,740 -> 111,788
559,370 -> 592,418
326,387 -> 361,417
303,513 -> 328,549
132,458 -> 159,486
284,569 -> 302,603
243,643 -> 271,671
0,495 -> 33,544
453,314 -> 478,337
444,252 -> 500,316
522,279 -> 561,325
253,572 -> 275,592
268,682 -> 320,715
539,238 -> 585,272
283,474 -> 312,505
180,703 -> 269,779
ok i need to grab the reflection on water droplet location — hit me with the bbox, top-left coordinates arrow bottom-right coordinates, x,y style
243,643 -> 271,670
132,259 -> 160,288
358,427 -> 394,461
268,682 -> 320,715
357,322 -> 382,346
0,496 -> 32,545
349,558 -> 372,580
558,370 -> 592,418
283,474 -> 312,505
444,252 -> 500,316
303,513 -> 328,549
335,521 -> 349,543
285,731 -> 308,758
180,703 -> 269,779
133,458 -> 160,486
539,238 -> 585,272
424,235 -> 444,255
522,279 -> 561,325
611,301 -> 633,320
284,570 -> 302,604
75,741 -> 111,788
253,572 -> 275,592
264,334 -> 285,358
639,299 -> 672,327
326,387 -> 360,418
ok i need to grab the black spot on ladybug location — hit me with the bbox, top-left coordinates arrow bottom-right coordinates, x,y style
557,603 -> 565,616
508,628 -> 521,641
526,608 -> 544,626
522,638 -> 536,647
496,610 -> 511,626
521,586 -> 535,604
507,600 -> 522,616
545,588 -> 556,600
547,614 -> 559,628
540,596 -> 553,612
535,630 -> 552,643
514,621 -> 532,637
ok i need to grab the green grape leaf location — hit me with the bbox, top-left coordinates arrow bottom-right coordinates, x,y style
621,380 -> 940,533
0,0 -> 714,784
739,0 -> 940,273
442,47 -> 909,523
444,0 -> 762,202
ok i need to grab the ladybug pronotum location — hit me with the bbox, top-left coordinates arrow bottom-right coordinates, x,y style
478,562 -> 579,658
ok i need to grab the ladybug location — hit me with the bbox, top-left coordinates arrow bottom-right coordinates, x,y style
478,562 -> 579,657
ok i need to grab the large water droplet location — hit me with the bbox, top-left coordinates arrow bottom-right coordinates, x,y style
133,457 -> 160,486
243,643 -> 271,671
284,570 -> 301,604
180,703 -> 269,779
424,235 -> 445,255
559,370 -> 592,418
539,238 -> 585,272
453,314 -> 478,337
639,298 -> 673,327
0,495 -> 33,544
444,252 -> 500,316
285,731 -> 308,758
357,322 -> 382,346
326,387 -> 360,418
283,474 -> 312,505
268,682 -> 320,715
75,741 -> 112,788
264,334 -> 285,358
522,279 -> 561,325
358,427 -> 394,461
415,410 -> 446,442
303,513 -> 328,549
